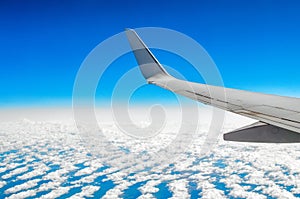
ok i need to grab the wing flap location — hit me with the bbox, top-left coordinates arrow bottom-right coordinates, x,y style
224,122 -> 300,143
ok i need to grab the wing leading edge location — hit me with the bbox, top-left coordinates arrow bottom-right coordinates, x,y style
125,28 -> 300,143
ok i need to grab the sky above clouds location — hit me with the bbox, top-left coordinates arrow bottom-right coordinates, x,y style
1,0 -> 300,107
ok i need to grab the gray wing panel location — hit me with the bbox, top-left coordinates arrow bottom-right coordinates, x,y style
148,75 -> 300,134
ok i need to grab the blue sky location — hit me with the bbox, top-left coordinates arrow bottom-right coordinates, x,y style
1,0 -> 300,107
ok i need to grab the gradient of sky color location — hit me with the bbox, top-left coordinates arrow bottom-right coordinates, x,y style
1,0 -> 300,107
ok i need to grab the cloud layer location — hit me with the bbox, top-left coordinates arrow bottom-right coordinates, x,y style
0,108 -> 299,198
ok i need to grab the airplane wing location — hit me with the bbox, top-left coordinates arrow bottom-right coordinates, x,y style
125,28 -> 300,143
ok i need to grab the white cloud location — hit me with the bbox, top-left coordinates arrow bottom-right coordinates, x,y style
169,179 -> 189,198
2,166 -> 28,179
229,184 -> 267,199
71,185 -> 100,198
139,180 -> 160,195
6,189 -> 36,199
0,181 -> 7,189
5,179 -> 39,194
17,164 -> 49,180
39,186 -> 71,198
201,188 -> 224,199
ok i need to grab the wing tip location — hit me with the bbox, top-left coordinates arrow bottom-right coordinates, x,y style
125,28 -> 132,31
125,27 -> 170,80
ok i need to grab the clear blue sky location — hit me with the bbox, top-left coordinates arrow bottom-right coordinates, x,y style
1,0 -> 300,107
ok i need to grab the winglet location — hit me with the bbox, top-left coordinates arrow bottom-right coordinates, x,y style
125,28 -> 170,80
